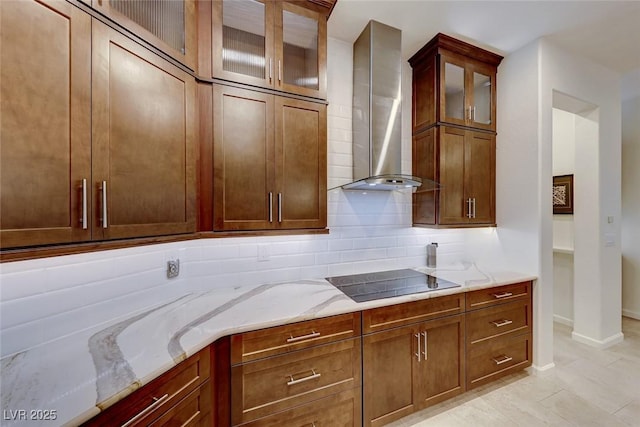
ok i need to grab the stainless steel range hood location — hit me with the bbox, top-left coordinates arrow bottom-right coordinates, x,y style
340,20 -> 438,192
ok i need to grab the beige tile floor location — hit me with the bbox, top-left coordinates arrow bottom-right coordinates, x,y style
391,317 -> 640,427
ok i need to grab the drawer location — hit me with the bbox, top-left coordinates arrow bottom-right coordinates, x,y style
466,299 -> 531,347
231,312 -> 361,364
467,333 -> 532,390
363,293 -> 464,333
84,346 -> 210,426
231,338 -> 361,425
465,281 -> 531,311
238,388 -> 361,427
149,380 -> 212,427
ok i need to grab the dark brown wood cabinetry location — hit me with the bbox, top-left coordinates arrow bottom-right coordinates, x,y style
230,314 -> 362,426
465,282 -> 533,390
1,1 -> 196,250
0,0 -> 92,248
82,282 -> 533,427
212,84 -> 326,232
362,295 -> 465,427
211,0 -> 328,99
92,21 -> 197,240
90,0 -> 197,70
83,346 -> 212,427
410,34 -> 502,228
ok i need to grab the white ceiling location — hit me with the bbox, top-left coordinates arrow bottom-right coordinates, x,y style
327,0 -> 640,74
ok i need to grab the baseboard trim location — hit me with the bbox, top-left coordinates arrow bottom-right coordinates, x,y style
622,309 -> 640,320
553,314 -> 574,327
532,362 -> 555,373
571,331 -> 625,349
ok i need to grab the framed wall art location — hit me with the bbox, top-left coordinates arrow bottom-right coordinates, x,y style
553,174 -> 574,214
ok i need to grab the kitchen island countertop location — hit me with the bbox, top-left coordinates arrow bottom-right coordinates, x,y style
0,263 -> 536,426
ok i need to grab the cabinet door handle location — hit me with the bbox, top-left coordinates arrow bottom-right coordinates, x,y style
492,291 -> 513,299
287,369 -> 321,386
100,181 -> 108,228
415,333 -> 421,362
80,178 -> 87,229
278,60 -> 282,82
269,58 -> 273,82
491,319 -> 513,328
492,355 -> 513,365
467,198 -> 473,218
422,331 -> 428,359
121,394 -> 169,427
473,197 -> 477,218
472,106 -> 476,122
269,192 -> 273,222
278,193 -> 282,223
468,106 -> 472,121
286,330 -> 320,343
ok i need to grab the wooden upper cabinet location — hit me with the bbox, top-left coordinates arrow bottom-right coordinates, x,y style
411,34 -> 500,228
275,97 -> 327,229
212,84 -> 326,231
416,126 -> 495,227
409,33 -> 502,133
92,21 -> 196,240
211,0 -> 327,99
90,0 -> 197,70
0,0 -> 92,249
213,85 -> 275,231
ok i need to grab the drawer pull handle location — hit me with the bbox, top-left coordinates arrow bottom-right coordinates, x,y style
121,394 -> 169,427
492,355 -> 513,365
422,331 -> 428,359
492,292 -> 513,299
491,319 -> 513,327
287,331 -> 320,343
287,369 -> 321,386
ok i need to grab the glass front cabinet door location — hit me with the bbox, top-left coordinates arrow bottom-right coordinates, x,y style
439,53 -> 496,131
213,0 -> 326,99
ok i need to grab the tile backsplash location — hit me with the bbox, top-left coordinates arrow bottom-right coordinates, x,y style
0,38 -> 466,357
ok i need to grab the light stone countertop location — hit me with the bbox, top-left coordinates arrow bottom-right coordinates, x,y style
0,263 -> 536,426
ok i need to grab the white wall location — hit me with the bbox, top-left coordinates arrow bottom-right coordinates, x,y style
621,69 -> 640,319
552,108 -> 575,325
0,38 -> 468,358
540,39 -> 623,348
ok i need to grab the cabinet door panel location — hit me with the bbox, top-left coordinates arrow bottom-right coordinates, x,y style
465,131 -> 495,224
92,0 -> 197,69
275,97 -> 326,229
213,85 -> 275,231
212,0 -> 274,88
363,325 -> 420,427
0,0 -> 91,248
439,54 -> 467,127
412,129 -> 436,225
469,62 -> 496,131
92,22 -> 196,240
275,2 -> 327,99
439,127 -> 466,224
417,315 -> 465,407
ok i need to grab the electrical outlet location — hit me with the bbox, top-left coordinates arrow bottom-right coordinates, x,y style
167,259 -> 180,278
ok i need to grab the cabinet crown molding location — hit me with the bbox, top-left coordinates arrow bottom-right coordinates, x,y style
408,33 -> 504,68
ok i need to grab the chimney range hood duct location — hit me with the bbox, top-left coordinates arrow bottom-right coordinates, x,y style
340,20 -> 438,192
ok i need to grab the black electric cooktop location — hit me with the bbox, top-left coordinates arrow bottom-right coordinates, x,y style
326,269 -> 460,303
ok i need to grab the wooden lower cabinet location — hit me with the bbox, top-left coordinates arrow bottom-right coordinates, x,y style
231,338 -> 361,425
83,347 -> 211,426
238,389 -> 361,427
363,314 -> 465,427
